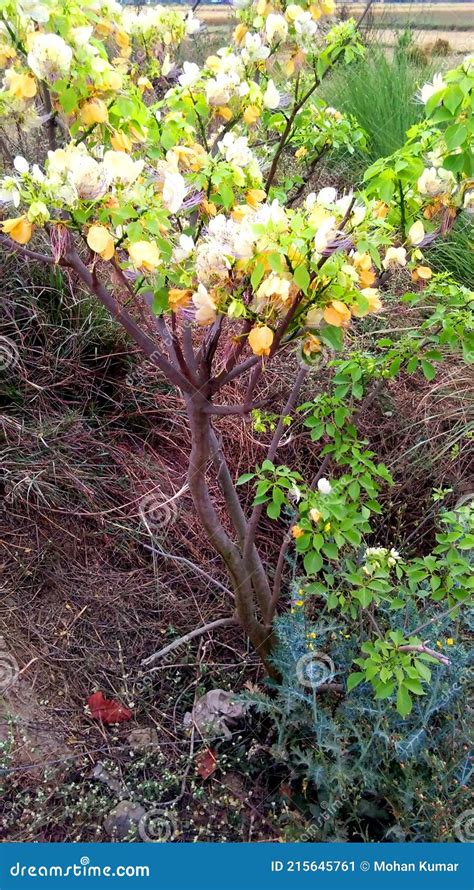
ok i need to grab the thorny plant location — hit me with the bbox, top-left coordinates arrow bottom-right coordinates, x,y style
0,0 -> 472,714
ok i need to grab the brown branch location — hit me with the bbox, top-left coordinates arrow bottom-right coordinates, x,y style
398,644 -> 451,666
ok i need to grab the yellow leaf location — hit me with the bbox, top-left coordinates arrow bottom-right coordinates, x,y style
87,224 -> 114,260
248,324 -> 274,356
243,105 -> 260,126
323,300 -> 351,327
110,130 -> 132,152
245,189 -> 266,209
169,288 -> 192,311
81,98 -> 108,126
128,240 -> 161,272
1,216 -> 33,245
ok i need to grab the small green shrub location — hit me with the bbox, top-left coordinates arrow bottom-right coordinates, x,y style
323,47 -> 434,162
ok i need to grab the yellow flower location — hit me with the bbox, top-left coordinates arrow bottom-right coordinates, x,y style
216,105 -> 233,122
309,508 -> 322,523
137,76 -> 153,92
115,29 -> 131,59
248,324 -> 274,357
295,147 -> 308,159
319,0 -> 335,13
302,334 -> 321,357
307,631 -> 316,639
436,640 -> 442,649
323,300 -> 351,327
1,216 -> 33,245
309,4 -> 322,19
408,220 -> 425,246
412,265 -> 432,282
110,130 -> 133,153
324,522 -> 331,532
0,44 -> 16,66
6,70 -> 37,100
128,240 -> 161,272
294,600 -> 304,608
80,98 -> 109,126
243,105 -> 261,126
103,69 -> 123,91
446,638 -> 454,646
245,189 -> 266,209
201,200 -> 217,217
352,288 -> 383,317
233,23 -> 248,46
291,525 -> 305,539
168,288 -> 192,311
87,224 -> 115,261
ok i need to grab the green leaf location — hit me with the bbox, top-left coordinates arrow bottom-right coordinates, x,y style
355,588 -> 372,608
403,678 -> 425,696
304,551 -> 323,574
444,123 -> 467,151
374,680 -> 396,699
236,473 -> 255,485
347,672 -> 364,692
421,360 -> 436,381
293,264 -> 310,293
266,501 -> 281,520
396,684 -> 413,718
251,261 -> 265,290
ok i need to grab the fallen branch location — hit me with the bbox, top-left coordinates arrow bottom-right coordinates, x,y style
141,616 -> 237,666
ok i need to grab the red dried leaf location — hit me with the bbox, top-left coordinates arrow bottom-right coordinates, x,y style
196,748 -> 217,780
87,691 -> 132,724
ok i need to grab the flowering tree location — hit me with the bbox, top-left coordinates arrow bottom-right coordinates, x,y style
0,0 -> 472,710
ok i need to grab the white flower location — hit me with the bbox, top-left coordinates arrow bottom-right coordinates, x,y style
419,73 -> 446,104
185,12 -> 201,35
192,284 -> 217,325
0,178 -> 21,208
408,220 -> 425,246
382,246 -> 407,269
289,484 -> 302,503
69,156 -> 107,201
206,77 -> 230,106
317,478 -> 332,495
417,166 -> 455,197
162,171 -> 186,214
13,156 -> 29,175
70,26 -> 94,46
265,14 -> 288,43
178,61 -> 200,89
19,0 -> 50,23
317,187 -> 337,205
263,79 -> 280,110
463,190 -> 474,213
27,33 -> 73,82
103,151 -> 144,186
241,33 -> 270,64
173,233 -> 194,262
218,132 -> 253,168
314,216 -> 336,253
